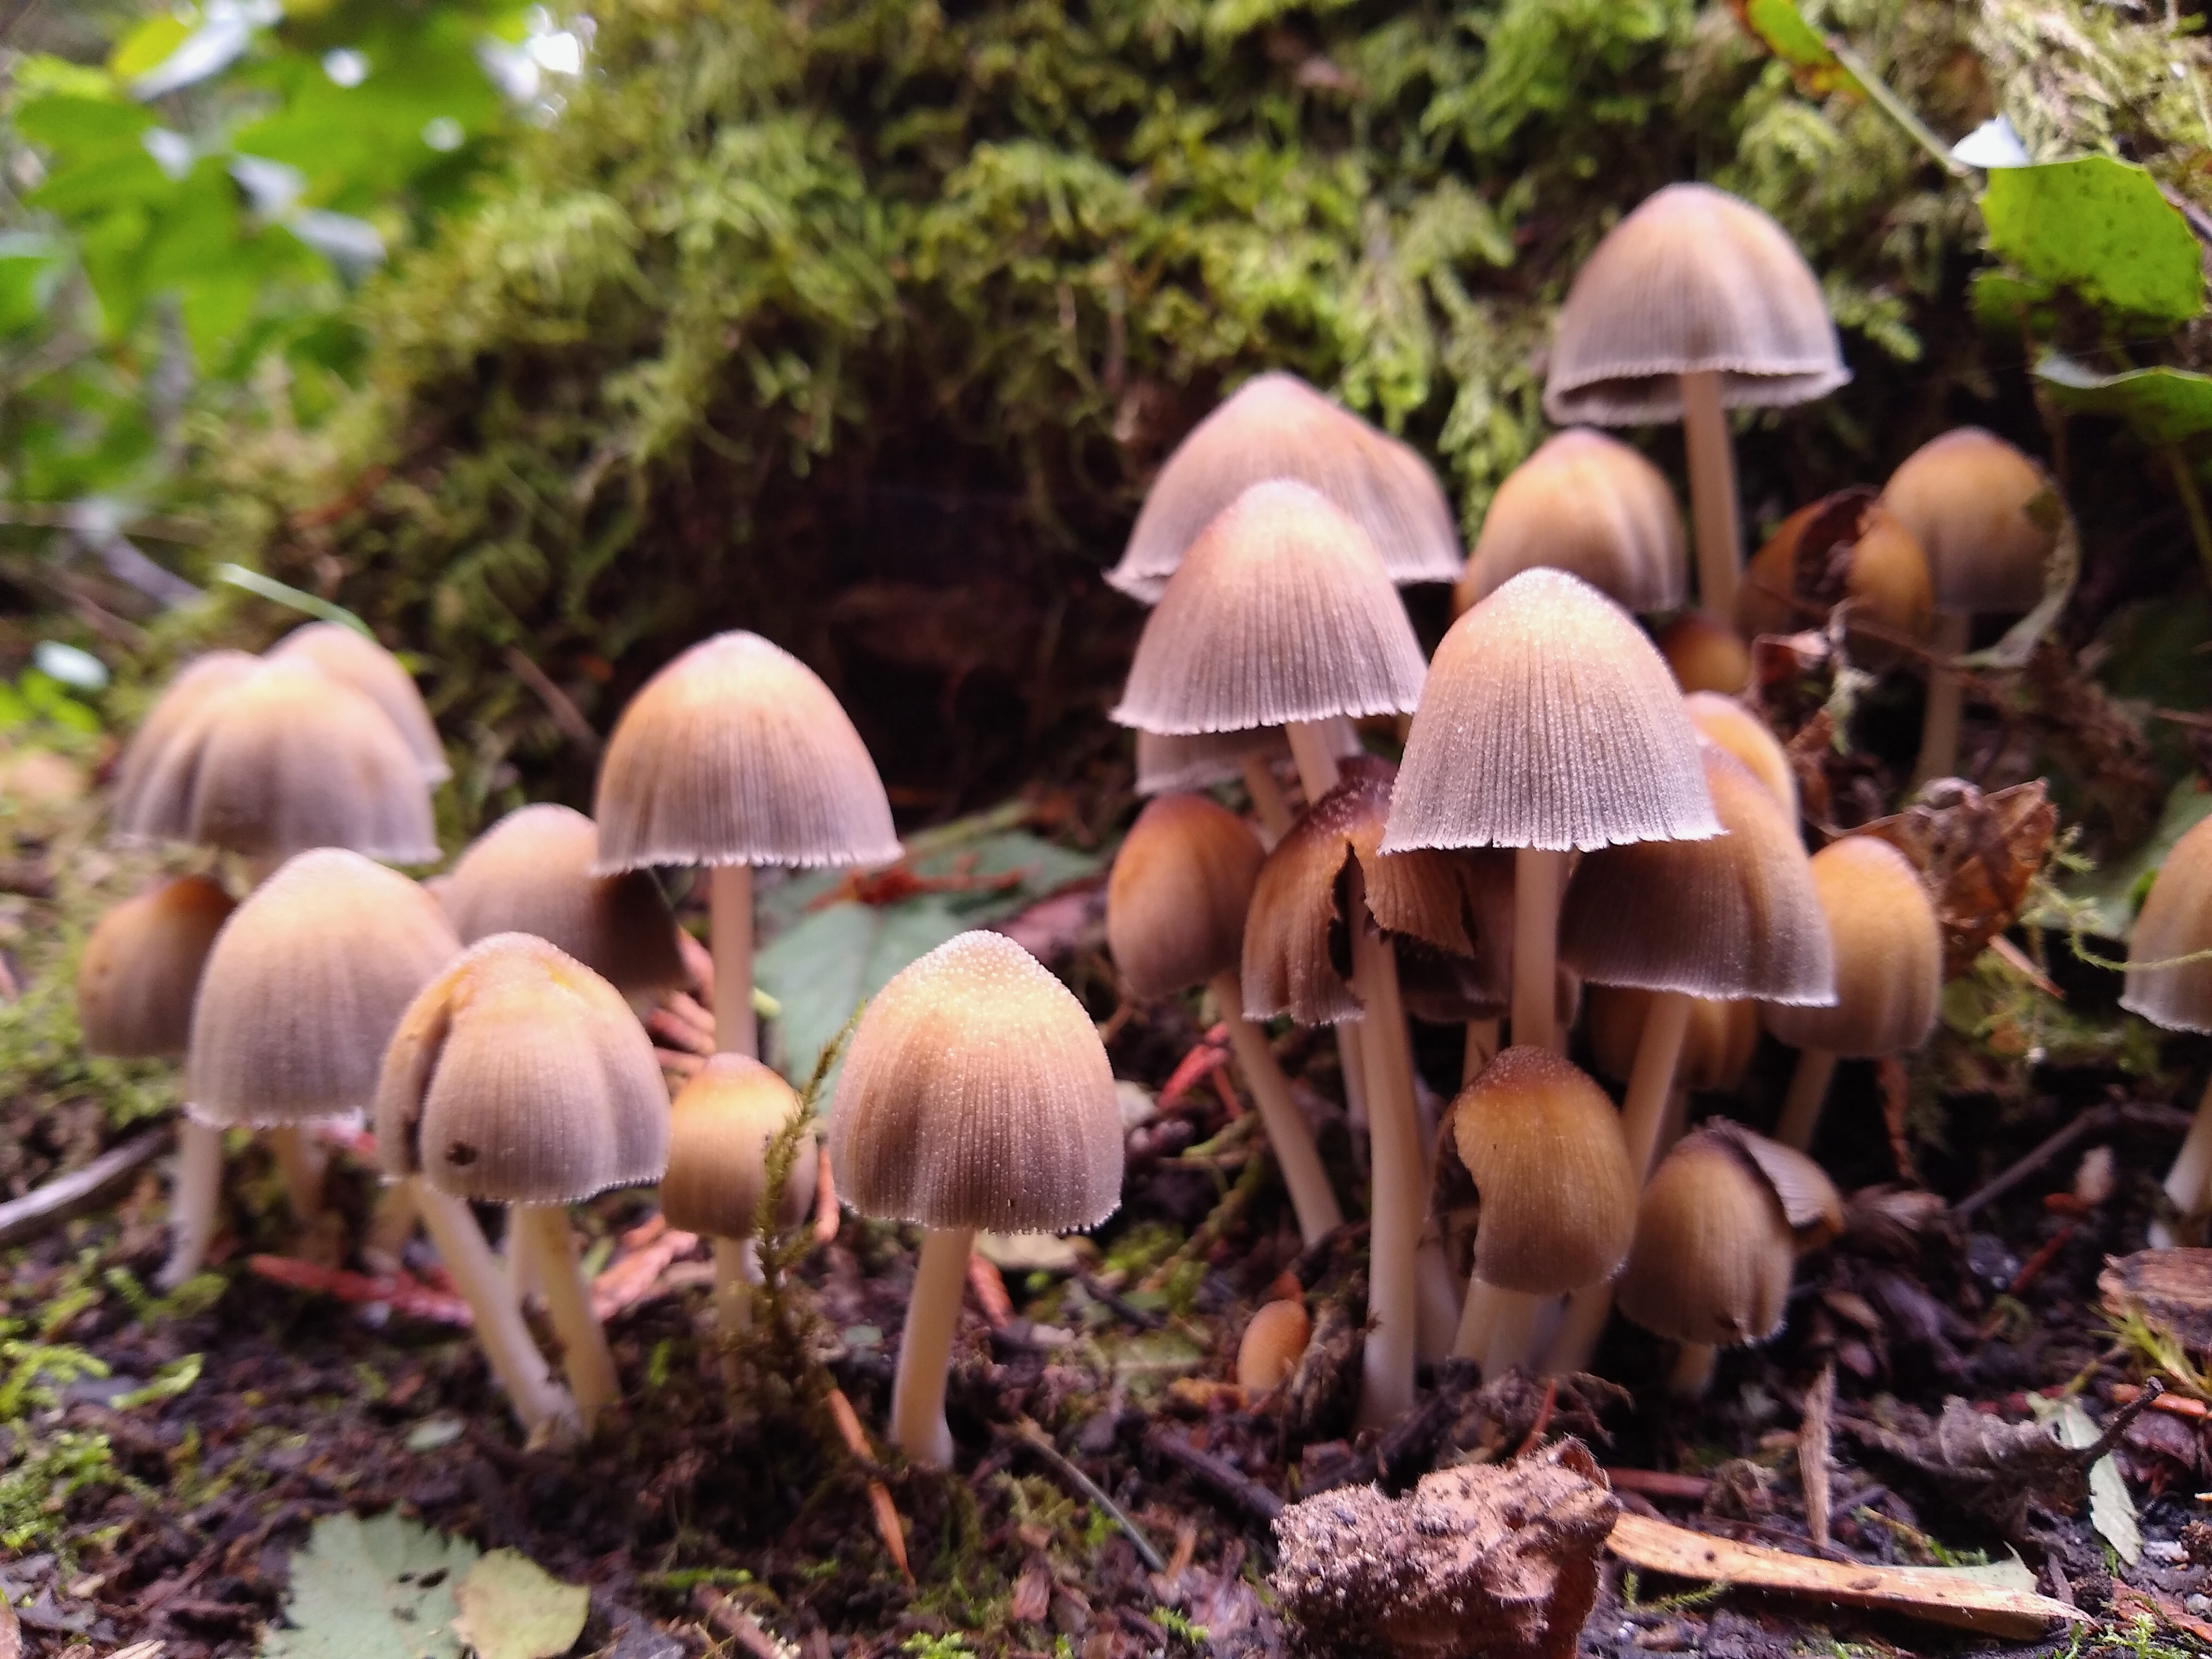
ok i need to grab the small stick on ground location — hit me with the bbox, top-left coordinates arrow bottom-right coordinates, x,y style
824,1387 -> 912,1583
1954,1102 -> 2194,1220
1800,1360 -> 1836,1553
0,1126 -> 173,1249
1144,1423 -> 1285,1523
1009,1417 -> 1166,1571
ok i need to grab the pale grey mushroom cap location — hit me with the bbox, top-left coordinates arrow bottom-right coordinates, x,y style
267,622 -> 450,784
112,651 -> 258,842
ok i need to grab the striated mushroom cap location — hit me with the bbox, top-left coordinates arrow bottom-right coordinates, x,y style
1762,837 -> 1942,1056
1456,429 -> 1686,615
1585,987 -> 1758,1093
660,1053 -> 818,1240
2123,812 -> 2212,1034
267,622 -> 449,784
828,931 -> 1123,1233
376,932 -> 669,1203
112,650 -> 258,841
77,875 -> 235,1059
191,849 -> 461,1127
1615,1127 -> 1798,1348
1879,427 -> 2057,616
1107,794 -> 1264,1000
1544,183 -> 1847,425
1384,568 -> 1719,854
1684,692 -> 1797,819
592,631 -> 900,873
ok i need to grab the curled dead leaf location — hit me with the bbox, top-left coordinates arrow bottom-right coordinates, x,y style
1850,779 -> 2056,979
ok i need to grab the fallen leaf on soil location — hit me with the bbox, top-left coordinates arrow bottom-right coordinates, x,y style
2033,1395 -> 2142,1565
1850,779 -> 2056,980
261,1509 -> 480,1659
2112,1582 -> 2212,1644
450,1550 -> 589,1659
2101,1248 -> 2212,1355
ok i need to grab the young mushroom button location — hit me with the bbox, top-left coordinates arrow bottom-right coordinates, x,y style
77,875 -> 234,1061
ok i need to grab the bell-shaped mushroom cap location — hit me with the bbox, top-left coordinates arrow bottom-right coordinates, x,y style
1107,794 -> 1264,999
1107,373 -> 1462,601
1456,429 -> 1687,615
441,803 -> 684,998
1656,612 -> 1751,696
1543,183 -> 1848,425
2122,812 -> 2212,1034
1111,481 -> 1428,736
1615,1127 -> 1797,1348
267,622 -> 449,784
77,875 -> 235,1059
592,631 -> 900,873
828,930 -> 1123,1233
660,1053 -> 818,1240
1585,986 -> 1757,1093
1451,1047 -> 1638,1294
1384,568 -> 1720,854
191,849 -> 462,1128
129,658 -> 441,864
1880,428 -> 2056,616
113,651 -> 260,841
1685,692 -> 1797,819
1762,837 -> 1943,1056
1236,1298 -> 1312,1393
1738,491 -> 1934,651
1560,746 -> 1833,1004
376,932 -> 669,1203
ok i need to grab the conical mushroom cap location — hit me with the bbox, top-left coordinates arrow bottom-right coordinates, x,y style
1456,429 -> 1686,615
1107,794 -> 1264,999
190,849 -> 462,1127
1684,692 -> 1797,819
112,651 -> 258,841
1107,373 -> 1462,601
1585,987 -> 1757,1092
1384,568 -> 1720,854
1544,183 -> 1848,424
1879,428 -> 2056,616
1560,746 -> 1835,1004
1451,1046 -> 1638,1294
660,1053 -> 817,1240
376,932 -> 669,1203
2122,812 -> 2212,1033
441,803 -> 685,997
828,931 -> 1123,1233
1762,837 -> 1942,1056
77,875 -> 235,1059
1615,1128 -> 1797,1348
592,631 -> 900,872
1135,727 -> 1287,796
267,622 -> 449,784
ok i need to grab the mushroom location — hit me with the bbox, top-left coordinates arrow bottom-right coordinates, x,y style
1586,986 -> 1757,1100
267,622 -> 450,784
379,932 -> 670,1434
1134,726 -> 1353,848
828,931 -> 1122,1467
1544,183 -> 1847,624
111,650 -> 258,840
1236,1297 -> 1312,1395
1108,793 -> 1341,1245
1878,429 -> 2060,785
1655,612 -> 1752,696
1737,489 -> 1934,663
77,875 -> 234,1060
1454,428 -> 1685,617
1763,837 -> 1943,1151
1683,691 -> 1797,820
2120,813 -> 2212,1240
592,631 -> 899,1059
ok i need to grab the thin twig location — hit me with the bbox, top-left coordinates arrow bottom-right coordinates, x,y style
1952,1101 -> 2194,1220
1008,1418 -> 1166,1569
503,648 -> 602,757
0,1126 -> 174,1248
1143,1424 -> 1285,1524
1800,1361 -> 1836,1554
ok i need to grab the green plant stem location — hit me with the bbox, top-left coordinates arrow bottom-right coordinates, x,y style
1825,39 -> 1971,178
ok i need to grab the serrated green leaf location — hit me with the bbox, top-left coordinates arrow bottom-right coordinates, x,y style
261,1510 -> 480,1659
450,1550 -> 589,1659
1981,157 -> 2204,324
2036,353 -> 2212,446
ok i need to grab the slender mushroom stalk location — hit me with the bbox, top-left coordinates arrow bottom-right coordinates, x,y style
414,1181 -> 573,1438
266,1127 -> 327,1222
1210,972 -> 1342,1244
1670,1342 -> 1719,1396
891,1225 -> 974,1468
1240,754 -> 1293,845
1680,372 -> 1742,623
2119,814 -> 2212,1240
1348,884 -> 1422,1426
1773,1049 -> 1843,1151
515,1206 -> 619,1422
158,1122 -> 225,1293
1462,1018 -> 1500,1086
2161,1081 -> 2212,1243
1512,848 -> 1568,1053
714,1238 -> 761,1339
711,865 -> 757,1057
1914,611 -> 1973,788
1134,728 -> 1310,851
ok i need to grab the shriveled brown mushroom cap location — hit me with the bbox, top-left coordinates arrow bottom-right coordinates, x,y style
267,622 -> 449,784
1384,568 -> 1719,854
190,849 -> 461,1127
1107,373 -> 1462,601
1762,836 -> 1942,1056
1108,794 -> 1264,999
441,803 -> 684,998
77,875 -> 235,1059
1684,692 -> 1797,819
1737,491 -> 1934,653
1584,986 -> 1757,1093
1134,727 -> 1287,796
661,1053 -> 817,1240
1879,428 -> 2057,615
2122,812 -> 2212,1034
1711,1120 -> 1843,1249
828,931 -> 1123,1233
1544,183 -> 1847,425
376,932 -> 669,1203
592,631 -> 900,873
1615,1128 -> 1796,1348
1456,429 -> 1685,615
112,651 -> 258,842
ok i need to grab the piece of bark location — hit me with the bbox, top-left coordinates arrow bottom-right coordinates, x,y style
2101,1248 -> 2212,1354
1799,1361 -> 1836,1553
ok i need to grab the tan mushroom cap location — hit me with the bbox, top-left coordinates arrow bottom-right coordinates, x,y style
111,651 -> 259,842
1384,568 -> 1720,854
441,803 -> 684,999
1585,986 -> 1757,1092
1544,183 -> 1848,425
828,930 -> 1123,1233
1236,1298 -> 1312,1393
1107,794 -> 1264,1000
267,622 -> 449,784
592,630 -> 900,873
660,1053 -> 818,1240
77,875 -> 235,1059
1656,612 -> 1751,696
1880,428 -> 2057,616
1456,428 -> 1686,615
1112,481 -> 1428,737
376,932 -> 669,1203
1761,836 -> 1942,1056
1737,492 -> 1934,652
1615,1128 -> 1797,1348
1715,1120 -> 1844,1249
1684,692 -> 1797,820
1107,372 -> 1462,601
190,849 -> 462,1128
2122,812 -> 2212,1034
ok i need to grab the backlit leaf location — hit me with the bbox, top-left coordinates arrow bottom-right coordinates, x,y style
1981,157 -> 2204,324
260,1509 -> 480,1659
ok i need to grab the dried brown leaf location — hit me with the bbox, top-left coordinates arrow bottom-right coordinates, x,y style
1850,779 -> 2056,979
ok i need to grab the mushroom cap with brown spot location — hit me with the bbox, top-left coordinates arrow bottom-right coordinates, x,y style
1107,794 -> 1264,1000
441,802 -> 685,998
1615,1128 -> 1797,1348
376,932 -> 669,1203
1384,568 -> 1720,854
660,1053 -> 817,1240
1684,692 -> 1797,820
191,850 -> 461,1128
1456,428 -> 1686,615
1584,986 -> 1757,1093
77,875 -> 235,1060
112,651 -> 258,842
267,622 -> 449,784
1544,183 -> 1847,425
1449,1046 -> 1638,1295
2122,811 -> 2212,1034
828,931 -> 1123,1233
1880,427 -> 2057,616
592,631 -> 900,873
1107,373 -> 1461,601
1761,836 -> 1943,1056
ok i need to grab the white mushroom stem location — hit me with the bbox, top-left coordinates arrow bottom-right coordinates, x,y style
1913,610 -> 1973,787
158,1118 -> 226,1291
1671,1341 -> 1719,1397
711,862 -> 757,1059
1680,369 -> 1743,624
1774,1048 -> 1842,1151
2156,1073 -> 2212,1246
1349,899 -> 1424,1428
1462,1018 -> 1500,1087
1513,848 -> 1569,1053
516,1205 -> 620,1432
891,1224 -> 974,1468
1337,1022 -> 1371,1133
1210,971 -> 1341,1246
266,1125 -> 326,1223
1415,1237 -> 1463,1365
414,1181 -> 572,1439
1240,752 -> 1293,847
1284,721 -> 1343,802
1455,1277 -> 1544,1377
1543,1282 -> 1610,1379
363,1178 -> 422,1269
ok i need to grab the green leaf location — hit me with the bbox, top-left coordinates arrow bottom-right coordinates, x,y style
450,1550 -> 590,1659
2035,353 -> 2212,446
2040,1397 -> 2142,1567
1980,157 -> 2205,325
260,1510 -> 480,1659
110,15 -> 195,81
1735,0 -> 1860,96
2062,779 -> 2212,941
